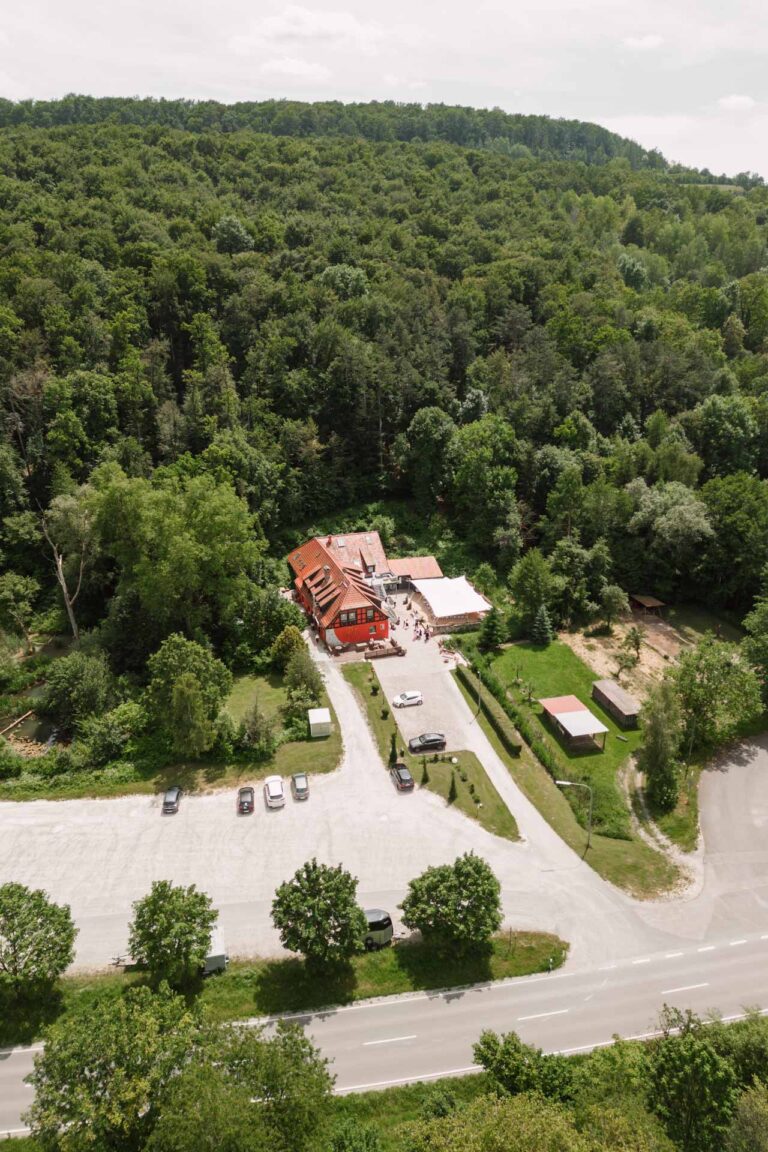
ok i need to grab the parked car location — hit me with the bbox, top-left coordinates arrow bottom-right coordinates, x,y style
393,690 -> 423,709
390,763 -> 414,792
264,776 -> 285,809
237,786 -> 255,815
408,732 -> 446,753
162,785 -> 182,815
363,909 -> 394,950
291,772 -> 310,800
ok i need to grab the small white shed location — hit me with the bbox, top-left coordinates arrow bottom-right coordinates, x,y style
308,707 -> 332,738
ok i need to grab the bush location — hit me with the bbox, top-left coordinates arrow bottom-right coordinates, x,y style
455,665 -> 522,759
43,650 -> 116,734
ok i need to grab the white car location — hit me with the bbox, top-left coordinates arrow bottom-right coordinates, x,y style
393,690 -> 423,709
264,776 -> 285,809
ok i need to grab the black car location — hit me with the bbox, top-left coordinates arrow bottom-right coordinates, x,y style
408,732 -> 447,753
390,763 -> 414,792
237,786 -> 255,815
162,785 -> 182,814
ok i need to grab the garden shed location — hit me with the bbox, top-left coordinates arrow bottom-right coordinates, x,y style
592,679 -> 640,728
630,594 -> 666,615
308,707 -> 332,738
539,695 -> 608,750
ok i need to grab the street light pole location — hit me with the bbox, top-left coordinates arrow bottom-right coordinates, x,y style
555,779 -> 593,854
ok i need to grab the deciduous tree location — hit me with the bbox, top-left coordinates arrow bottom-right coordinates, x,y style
399,853 -> 501,956
129,880 -> 217,986
0,882 -> 77,988
271,859 -> 367,970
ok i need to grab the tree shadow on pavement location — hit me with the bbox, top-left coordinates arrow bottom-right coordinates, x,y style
0,983 -> 64,1047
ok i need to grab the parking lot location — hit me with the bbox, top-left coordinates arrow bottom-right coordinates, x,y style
373,606 -> 473,750
0,632 -> 658,973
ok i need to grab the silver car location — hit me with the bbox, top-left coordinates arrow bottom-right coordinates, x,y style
291,772 -> 310,801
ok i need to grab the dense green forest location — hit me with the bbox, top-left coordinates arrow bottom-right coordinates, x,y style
2,97 -> 768,791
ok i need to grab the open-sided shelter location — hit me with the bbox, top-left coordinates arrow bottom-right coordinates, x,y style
539,695 -> 608,750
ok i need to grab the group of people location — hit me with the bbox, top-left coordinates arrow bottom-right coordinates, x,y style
399,613 -> 431,642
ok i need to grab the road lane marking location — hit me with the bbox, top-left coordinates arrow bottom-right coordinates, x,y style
660,983 -> 709,995
632,958 -> 651,965
697,946 -> 715,952
665,952 -> 684,959
729,939 -> 747,946
761,934 -> 768,940
518,1009 -> 569,1022
335,1066 -> 481,1093
363,1035 -> 417,1046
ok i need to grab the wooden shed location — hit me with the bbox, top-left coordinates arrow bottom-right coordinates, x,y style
592,679 -> 640,728
630,594 -> 666,615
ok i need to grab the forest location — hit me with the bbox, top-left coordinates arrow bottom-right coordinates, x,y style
1,96 -> 768,791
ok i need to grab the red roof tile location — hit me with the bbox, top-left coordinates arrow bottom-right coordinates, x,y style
388,556 -> 443,580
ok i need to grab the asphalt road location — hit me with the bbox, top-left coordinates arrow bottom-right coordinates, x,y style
4,931 -> 768,1134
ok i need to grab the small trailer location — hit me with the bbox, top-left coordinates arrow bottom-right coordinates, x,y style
202,927 -> 229,976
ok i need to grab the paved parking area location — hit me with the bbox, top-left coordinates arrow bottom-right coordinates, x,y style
0,633 -> 657,972
374,603 -> 468,749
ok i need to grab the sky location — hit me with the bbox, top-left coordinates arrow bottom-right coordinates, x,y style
2,0 -> 768,177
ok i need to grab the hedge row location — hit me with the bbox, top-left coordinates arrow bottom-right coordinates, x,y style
455,664 -> 522,759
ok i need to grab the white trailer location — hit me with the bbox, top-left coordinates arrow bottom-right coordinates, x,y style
202,927 -> 228,975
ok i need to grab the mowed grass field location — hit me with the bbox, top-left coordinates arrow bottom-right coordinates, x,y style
491,640 -> 642,841
342,662 -> 519,842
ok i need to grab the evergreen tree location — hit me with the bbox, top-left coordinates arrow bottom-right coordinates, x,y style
479,606 -> 506,651
531,604 -> 554,647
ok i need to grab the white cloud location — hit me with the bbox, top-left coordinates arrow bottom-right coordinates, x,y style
622,34 -> 664,51
259,56 -> 331,80
717,93 -> 757,112
231,6 -> 383,56
383,73 -> 427,92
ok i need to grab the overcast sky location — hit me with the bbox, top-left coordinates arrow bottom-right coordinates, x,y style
2,1 -> 768,177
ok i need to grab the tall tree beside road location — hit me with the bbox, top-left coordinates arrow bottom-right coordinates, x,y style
399,853 -> 502,956
407,1093 -> 592,1152
221,1024 -> 334,1152
271,858 -> 367,970
129,880 -> 217,986
743,568 -> 768,703
0,882 -> 77,988
25,984 -> 201,1152
649,1021 -> 737,1152
673,636 -> 762,755
638,678 -> 683,813
726,1081 -> 768,1152
146,1064 -> 270,1152
473,1028 -> 573,1101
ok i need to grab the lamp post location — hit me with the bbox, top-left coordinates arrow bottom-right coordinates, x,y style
555,779 -> 593,853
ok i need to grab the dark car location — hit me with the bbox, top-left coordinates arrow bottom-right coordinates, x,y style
390,763 -> 414,792
237,786 -> 255,815
408,732 -> 446,754
162,785 -> 182,814
291,772 -> 310,801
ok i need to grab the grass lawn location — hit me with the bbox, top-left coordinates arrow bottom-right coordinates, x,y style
490,640 -> 642,841
342,663 -> 519,842
0,673 -> 342,802
0,933 -> 567,1049
453,673 -> 679,898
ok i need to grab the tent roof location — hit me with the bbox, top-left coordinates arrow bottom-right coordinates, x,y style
554,710 -> 609,738
412,576 -> 491,619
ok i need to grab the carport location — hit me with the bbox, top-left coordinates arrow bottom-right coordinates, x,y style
539,695 -> 608,751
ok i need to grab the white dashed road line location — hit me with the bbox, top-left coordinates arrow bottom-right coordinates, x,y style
362,1035 -> 417,1047
518,1009 -> 569,1022
660,983 -> 709,995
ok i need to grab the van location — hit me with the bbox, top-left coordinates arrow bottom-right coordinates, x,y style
202,928 -> 228,976
162,785 -> 182,814
363,909 -> 393,951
